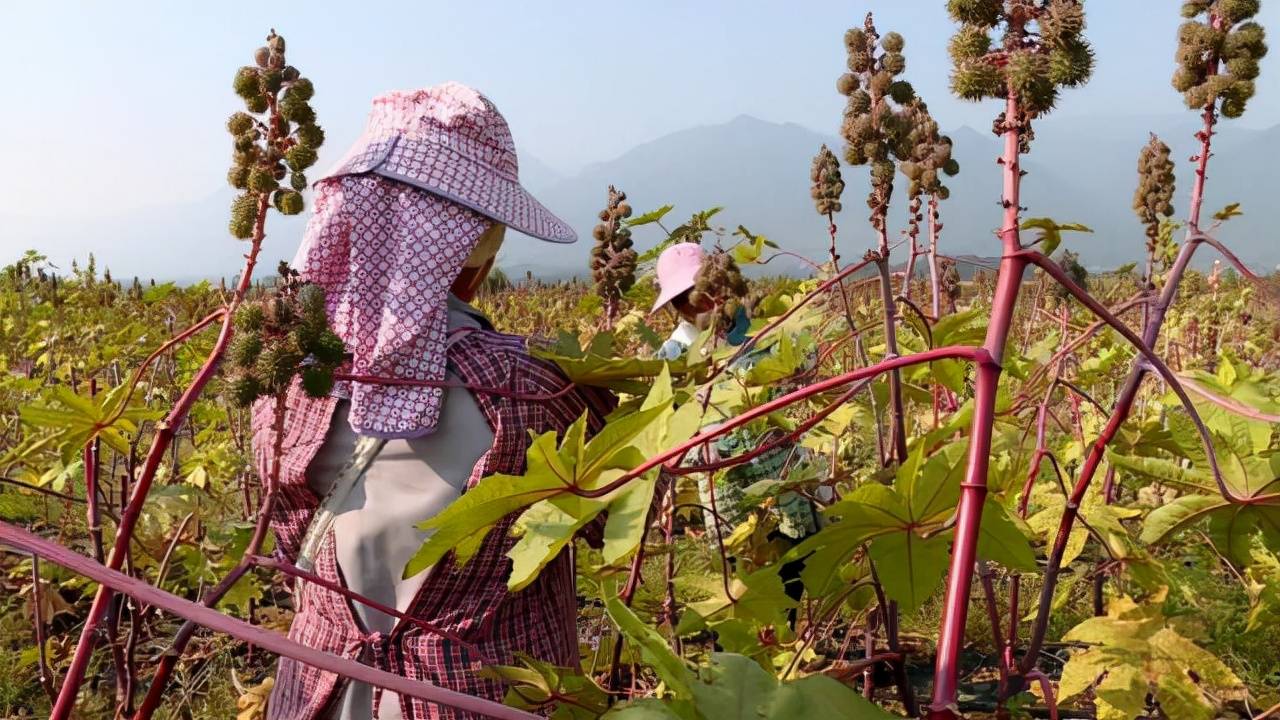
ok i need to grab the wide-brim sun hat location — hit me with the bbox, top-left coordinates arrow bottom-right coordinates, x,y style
317,82 -> 576,243
650,242 -> 706,313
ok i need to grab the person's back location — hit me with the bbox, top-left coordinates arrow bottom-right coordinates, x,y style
253,82 -> 608,720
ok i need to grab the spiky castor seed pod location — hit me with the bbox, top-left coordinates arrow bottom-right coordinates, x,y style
290,172 -> 308,191
1172,67 -> 1203,92
844,27 -> 867,50
1007,51 -> 1057,113
881,52 -> 906,75
1218,0 -> 1261,24
234,131 -> 259,153
881,31 -> 905,53
268,52 -> 285,71
1182,0 -> 1213,17
273,190 -> 304,215
1041,0 -> 1087,46
288,78 -> 315,101
950,59 -> 1003,100
282,65 -> 301,82
300,366 -> 335,398
1049,40 -> 1095,87
254,46 -> 271,68
946,0 -> 1001,27
1226,55 -> 1260,80
227,112 -> 255,135
1133,135 -> 1176,248
837,73 -> 859,96
887,80 -> 915,104
244,94 -> 269,114
1224,23 -> 1267,59
256,345 -> 304,390
235,303 -> 265,333
227,372 -> 266,407
229,193 -> 259,239
280,95 -> 316,124
810,145 -> 845,216
227,165 -> 250,190
230,332 -> 263,368
248,167 -> 279,193
259,70 -> 284,95
233,67 -> 260,99
285,145 -> 317,172
948,25 -> 991,61
307,330 -> 346,365
847,89 -> 872,115
869,69 -> 894,96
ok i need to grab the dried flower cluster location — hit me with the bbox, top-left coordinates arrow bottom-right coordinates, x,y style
1133,134 -> 1177,252
590,186 -> 638,317
947,0 -> 1094,130
810,145 -> 845,216
837,14 -> 919,235
225,262 -> 345,406
227,31 -> 325,239
1174,0 -> 1267,117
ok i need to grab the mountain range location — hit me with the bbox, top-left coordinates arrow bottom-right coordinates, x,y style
3,113 -> 1276,282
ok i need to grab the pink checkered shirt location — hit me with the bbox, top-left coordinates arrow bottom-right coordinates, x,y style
252,328 -> 614,719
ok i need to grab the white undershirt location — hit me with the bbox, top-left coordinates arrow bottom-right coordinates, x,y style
306,296 -> 496,720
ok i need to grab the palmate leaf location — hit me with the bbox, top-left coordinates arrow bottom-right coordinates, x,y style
1058,596 -> 1246,719
605,593 -> 694,701
867,531 -> 950,615
605,653 -> 895,720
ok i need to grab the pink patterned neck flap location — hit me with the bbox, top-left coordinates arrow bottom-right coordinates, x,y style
293,173 -> 489,438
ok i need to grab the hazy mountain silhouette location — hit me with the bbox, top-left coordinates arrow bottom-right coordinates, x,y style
4,114 -> 1275,282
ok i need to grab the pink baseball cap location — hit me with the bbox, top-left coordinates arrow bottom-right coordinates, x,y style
318,82 -> 576,243
650,242 -> 705,313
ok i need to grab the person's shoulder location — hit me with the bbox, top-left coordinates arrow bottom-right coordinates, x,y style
447,328 -> 562,391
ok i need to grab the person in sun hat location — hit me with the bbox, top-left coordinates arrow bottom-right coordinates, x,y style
649,242 -> 820,618
251,82 -> 614,720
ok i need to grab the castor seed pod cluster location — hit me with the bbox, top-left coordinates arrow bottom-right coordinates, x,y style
810,145 -> 845,216
1132,134 -> 1177,250
225,262 -> 346,407
837,13 -> 921,233
1174,0 -> 1267,118
690,249 -> 749,328
947,1 -> 1094,120
589,185 -> 638,315
227,29 -> 325,238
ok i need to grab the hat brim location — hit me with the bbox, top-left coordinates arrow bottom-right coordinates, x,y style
320,135 -> 577,244
649,278 -> 696,314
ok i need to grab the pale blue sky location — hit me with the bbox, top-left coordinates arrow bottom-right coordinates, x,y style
1,1 -> 1277,224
